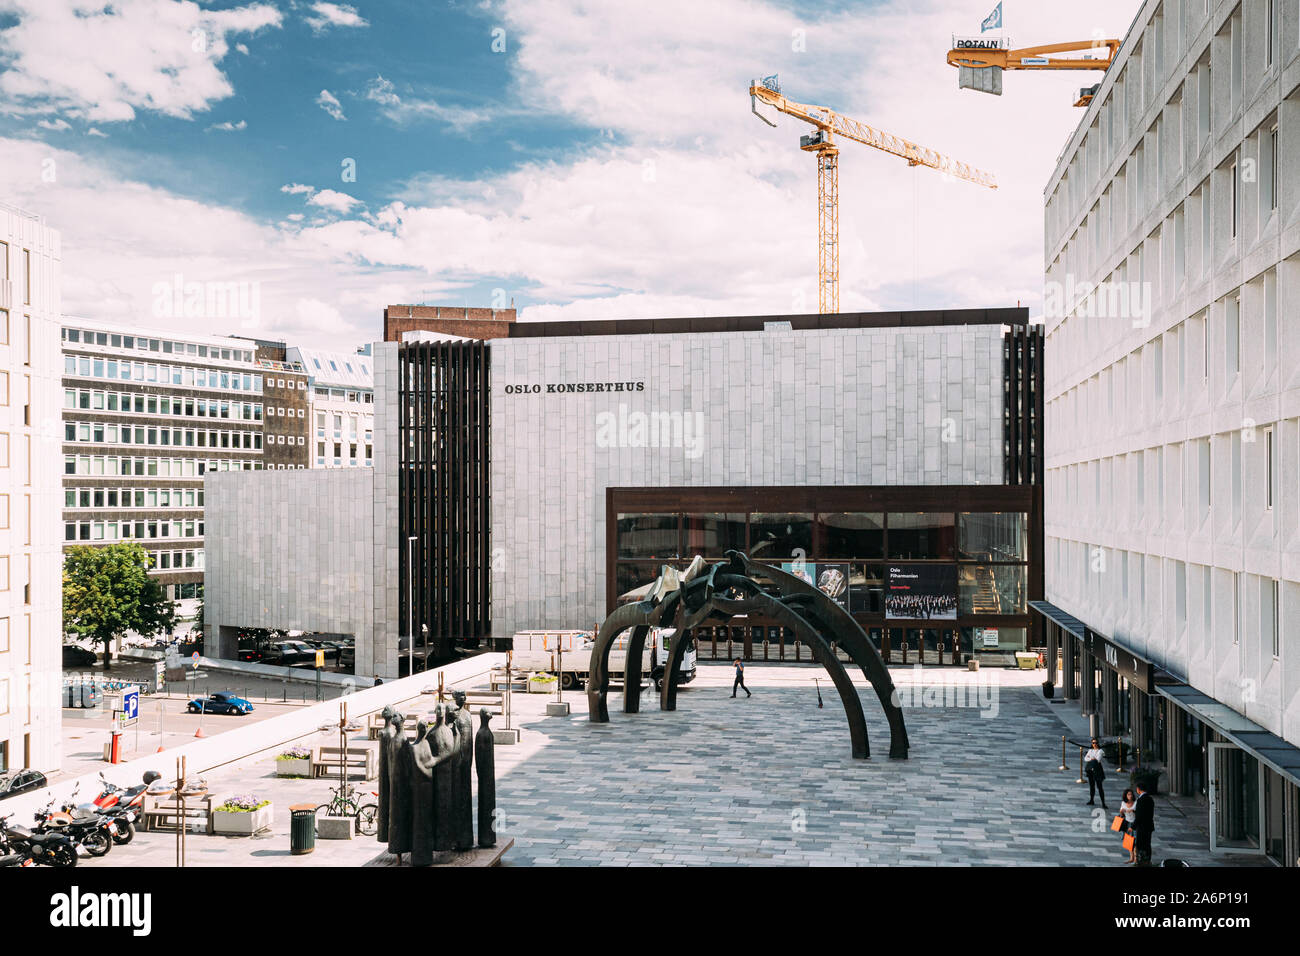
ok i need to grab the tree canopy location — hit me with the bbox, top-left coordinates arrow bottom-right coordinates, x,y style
63,543 -> 177,668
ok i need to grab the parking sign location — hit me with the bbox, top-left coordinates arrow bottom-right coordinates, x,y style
123,687 -> 139,721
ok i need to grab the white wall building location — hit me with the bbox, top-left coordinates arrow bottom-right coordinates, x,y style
1039,0 -> 1300,864
0,203 -> 63,774
288,346 -> 374,468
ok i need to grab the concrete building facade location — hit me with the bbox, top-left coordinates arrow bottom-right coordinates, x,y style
1038,0 -> 1300,864
0,204 -> 63,774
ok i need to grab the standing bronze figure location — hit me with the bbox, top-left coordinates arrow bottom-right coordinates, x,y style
376,705 -> 395,844
475,709 -> 497,848
450,691 -> 475,851
430,705 -> 457,852
386,711 -> 413,857
407,717 -> 436,867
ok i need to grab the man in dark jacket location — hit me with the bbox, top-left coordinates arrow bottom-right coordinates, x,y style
1133,782 -> 1155,866
731,659 -> 750,698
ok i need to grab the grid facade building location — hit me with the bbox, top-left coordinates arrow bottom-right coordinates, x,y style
1040,0 -> 1300,864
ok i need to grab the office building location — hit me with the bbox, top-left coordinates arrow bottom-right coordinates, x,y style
0,203 -> 63,774
288,345 -> 374,468
1035,0 -> 1300,864
60,319 -> 270,623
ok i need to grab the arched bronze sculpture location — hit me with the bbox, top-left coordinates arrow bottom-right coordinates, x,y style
587,551 -> 909,759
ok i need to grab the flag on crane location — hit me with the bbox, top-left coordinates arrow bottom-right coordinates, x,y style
981,2 -> 1002,33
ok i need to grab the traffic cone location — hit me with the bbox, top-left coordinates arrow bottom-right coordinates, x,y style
193,726 -> 205,739
156,743 -> 165,752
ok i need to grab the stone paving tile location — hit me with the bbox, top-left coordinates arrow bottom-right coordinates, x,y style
69,664 -> 1262,867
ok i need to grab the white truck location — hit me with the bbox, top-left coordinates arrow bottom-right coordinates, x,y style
510,628 -> 697,691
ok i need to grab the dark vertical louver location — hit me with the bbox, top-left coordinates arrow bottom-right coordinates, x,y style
398,340 -> 490,662
1003,324 -> 1045,646
1003,324 -> 1043,487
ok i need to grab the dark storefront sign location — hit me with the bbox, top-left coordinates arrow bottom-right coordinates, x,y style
1083,630 -> 1154,694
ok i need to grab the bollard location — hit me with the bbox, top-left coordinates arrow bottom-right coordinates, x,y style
1059,735 -> 1067,772
1076,746 -> 1085,785
1117,734 -> 1126,772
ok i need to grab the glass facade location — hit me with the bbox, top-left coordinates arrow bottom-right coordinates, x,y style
613,508 -> 1032,653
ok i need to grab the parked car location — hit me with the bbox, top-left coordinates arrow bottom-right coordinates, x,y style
61,645 -> 98,667
0,770 -> 48,801
186,692 -> 254,716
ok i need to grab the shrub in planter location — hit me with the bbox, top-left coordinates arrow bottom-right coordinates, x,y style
1041,680 -> 1054,699
212,793 -> 273,836
1102,740 -> 1133,765
528,672 -> 557,693
275,745 -> 312,778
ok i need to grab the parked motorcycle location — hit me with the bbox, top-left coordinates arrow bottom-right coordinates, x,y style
37,790 -> 113,858
0,812 -> 76,867
91,771 -> 161,846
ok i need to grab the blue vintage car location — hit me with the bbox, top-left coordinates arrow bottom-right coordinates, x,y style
187,692 -> 254,716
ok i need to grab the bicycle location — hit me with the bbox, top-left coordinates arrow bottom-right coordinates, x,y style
314,781 -> 378,836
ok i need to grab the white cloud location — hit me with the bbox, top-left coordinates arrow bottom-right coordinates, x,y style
304,2 -> 369,33
86,128 -> 108,138
280,183 -> 315,196
317,89 -> 346,121
307,189 -> 362,213
0,136 -> 423,348
0,0 -> 282,122
36,118 -> 69,131
362,74 -> 489,131
206,120 -> 248,132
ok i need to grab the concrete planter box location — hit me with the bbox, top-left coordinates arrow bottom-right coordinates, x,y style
212,803 -> 273,836
528,677 -> 556,694
276,758 -> 312,778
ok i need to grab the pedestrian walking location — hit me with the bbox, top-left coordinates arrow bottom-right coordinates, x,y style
1084,737 -> 1108,809
1133,782 -> 1155,866
731,659 -> 751,698
1118,788 -> 1137,864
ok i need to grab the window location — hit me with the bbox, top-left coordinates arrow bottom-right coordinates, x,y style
1266,580 -> 1280,658
1258,125 -> 1279,213
1230,160 -> 1239,238
1265,427 -> 1275,511
1226,296 -> 1240,375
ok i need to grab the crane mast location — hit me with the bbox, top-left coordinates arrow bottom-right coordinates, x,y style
750,76 -> 996,315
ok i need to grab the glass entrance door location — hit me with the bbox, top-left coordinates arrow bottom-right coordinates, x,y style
1208,742 -> 1265,855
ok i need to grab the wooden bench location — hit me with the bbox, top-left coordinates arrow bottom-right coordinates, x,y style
312,744 -> 378,780
489,668 -> 526,692
141,792 -> 214,834
461,690 -> 505,715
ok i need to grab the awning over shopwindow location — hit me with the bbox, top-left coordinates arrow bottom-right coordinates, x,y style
1158,682 -> 1300,789
1028,600 -> 1087,641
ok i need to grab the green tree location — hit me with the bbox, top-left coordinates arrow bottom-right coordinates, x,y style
63,543 -> 177,670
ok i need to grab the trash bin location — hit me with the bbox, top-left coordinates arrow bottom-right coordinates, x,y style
290,804 -> 316,855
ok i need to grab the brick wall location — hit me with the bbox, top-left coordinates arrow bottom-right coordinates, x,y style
383,305 -> 516,342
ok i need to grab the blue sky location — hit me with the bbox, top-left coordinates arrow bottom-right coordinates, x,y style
0,0 -> 1141,349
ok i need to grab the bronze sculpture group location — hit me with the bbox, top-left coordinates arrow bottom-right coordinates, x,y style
376,690 -> 497,866
588,551 -> 910,759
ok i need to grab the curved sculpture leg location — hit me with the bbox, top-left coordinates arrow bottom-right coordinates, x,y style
587,601 -> 655,723
736,554 -> 909,758
621,625 -> 651,714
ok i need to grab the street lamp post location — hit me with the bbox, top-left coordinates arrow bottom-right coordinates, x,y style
407,536 -> 418,679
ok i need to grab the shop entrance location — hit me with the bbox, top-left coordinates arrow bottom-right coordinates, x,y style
1208,742 -> 1265,855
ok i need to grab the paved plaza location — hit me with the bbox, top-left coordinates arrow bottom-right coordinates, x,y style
72,663 -> 1251,867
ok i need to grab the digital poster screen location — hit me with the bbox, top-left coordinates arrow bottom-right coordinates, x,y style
885,564 -> 958,620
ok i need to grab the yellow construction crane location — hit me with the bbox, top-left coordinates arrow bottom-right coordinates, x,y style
947,38 -> 1121,106
749,75 -> 996,315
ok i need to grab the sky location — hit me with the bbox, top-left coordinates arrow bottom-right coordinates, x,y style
0,0 -> 1143,350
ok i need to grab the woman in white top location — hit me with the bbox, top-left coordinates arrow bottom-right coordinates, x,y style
1084,737 -> 1108,809
1119,788 -> 1137,864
